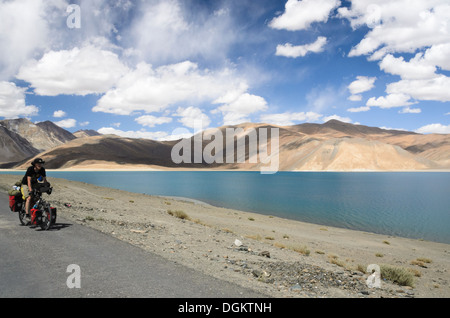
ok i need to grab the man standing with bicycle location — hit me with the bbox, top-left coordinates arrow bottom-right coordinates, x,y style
21,158 -> 47,220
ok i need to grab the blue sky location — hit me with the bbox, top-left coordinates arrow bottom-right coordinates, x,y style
0,0 -> 449,139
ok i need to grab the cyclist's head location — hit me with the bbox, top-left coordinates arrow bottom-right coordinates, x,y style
32,158 -> 45,168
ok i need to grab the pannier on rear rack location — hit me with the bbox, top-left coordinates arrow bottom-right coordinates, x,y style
8,181 -> 23,212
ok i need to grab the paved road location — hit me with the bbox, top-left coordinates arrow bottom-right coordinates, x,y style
0,193 -> 265,298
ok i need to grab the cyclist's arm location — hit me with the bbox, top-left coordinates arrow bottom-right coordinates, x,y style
27,176 -> 32,192
42,168 -> 47,184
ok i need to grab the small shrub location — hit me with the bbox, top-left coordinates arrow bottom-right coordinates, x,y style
408,268 -> 422,277
416,257 -> 432,264
291,245 -> 310,256
245,234 -> 262,241
375,253 -> 384,257
380,264 -> 415,288
273,242 -> 286,249
193,219 -> 209,227
410,260 -> 426,267
410,258 -> 431,268
167,210 -> 190,220
330,257 -> 347,268
356,264 -> 367,273
327,255 -> 355,271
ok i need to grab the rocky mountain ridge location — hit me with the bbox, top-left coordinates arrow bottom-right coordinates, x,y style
1,118 -> 449,171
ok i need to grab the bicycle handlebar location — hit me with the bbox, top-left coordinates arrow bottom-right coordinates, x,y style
31,184 -> 53,197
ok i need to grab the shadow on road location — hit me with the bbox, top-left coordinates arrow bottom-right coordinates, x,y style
27,223 -> 73,232
48,223 -> 72,231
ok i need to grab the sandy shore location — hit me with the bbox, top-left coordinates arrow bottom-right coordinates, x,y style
1,174 -> 449,298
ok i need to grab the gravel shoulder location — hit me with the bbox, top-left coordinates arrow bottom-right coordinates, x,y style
1,174 -> 449,298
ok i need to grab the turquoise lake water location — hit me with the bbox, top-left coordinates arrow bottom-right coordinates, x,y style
2,171 -> 449,244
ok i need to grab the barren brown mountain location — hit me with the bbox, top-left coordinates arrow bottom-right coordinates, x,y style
0,125 -> 39,165
14,120 -> 450,171
0,118 -> 75,152
0,118 -> 77,166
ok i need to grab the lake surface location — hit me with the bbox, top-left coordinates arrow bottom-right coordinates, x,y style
2,171 -> 449,244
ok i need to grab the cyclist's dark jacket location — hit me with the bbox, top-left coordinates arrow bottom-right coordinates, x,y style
22,166 -> 46,185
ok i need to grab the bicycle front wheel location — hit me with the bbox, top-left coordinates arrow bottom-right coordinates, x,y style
40,206 -> 52,231
19,209 -> 28,226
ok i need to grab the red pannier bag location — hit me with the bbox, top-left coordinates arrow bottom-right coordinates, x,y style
9,195 -> 22,212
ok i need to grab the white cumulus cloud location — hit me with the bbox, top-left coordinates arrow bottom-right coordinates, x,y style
348,95 -> 363,102
97,127 -> 169,140
175,106 -> 211,130
269,0 -> 340,31
347,106 -> 370,113
17,44 -> 129,96
53,110 -> 67,118
341,0 -> 450,59
54,118 -> 77,129
399,107 -> 421,114
341,0 -> 450,106
97,127 -> 191,141
93,61 -> 246,116
213,91 -> 268,126
276,37 -> 327,58
135,115 -> 173,128
416,123 -> 450,134
0,0 -> 68,80
386,76 -> 450,102
260,111 -> 322,126
348,76 -> 376,95
366,93 -> 414,109
0,81 -> 38,119
379,54 -> 437,80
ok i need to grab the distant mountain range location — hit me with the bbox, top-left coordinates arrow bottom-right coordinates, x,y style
0,118 -> 449,171
0,118 -> 100,167
0,118 -> 74,166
